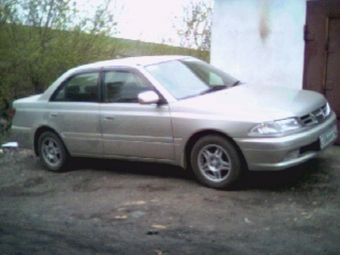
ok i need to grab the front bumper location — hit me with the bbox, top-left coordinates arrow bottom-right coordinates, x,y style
235,112 -> 338,171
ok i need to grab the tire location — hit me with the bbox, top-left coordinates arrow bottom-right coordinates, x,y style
38,131 -> 68,172
190,135 -> 244,189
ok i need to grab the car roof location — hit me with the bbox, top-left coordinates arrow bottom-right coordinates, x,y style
75,55 -> 189,71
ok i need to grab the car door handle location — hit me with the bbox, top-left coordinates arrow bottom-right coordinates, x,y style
50,113 -> 58,118
104,116 -> 114,120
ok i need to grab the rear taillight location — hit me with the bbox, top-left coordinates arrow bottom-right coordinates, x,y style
9,108 -> 16,118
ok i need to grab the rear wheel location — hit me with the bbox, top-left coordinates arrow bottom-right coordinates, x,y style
190,135 -> 243,189
38,131 -> 68,171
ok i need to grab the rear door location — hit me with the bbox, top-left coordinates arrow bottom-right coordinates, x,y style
48,71 -> 103,155
100,69 -> 175,160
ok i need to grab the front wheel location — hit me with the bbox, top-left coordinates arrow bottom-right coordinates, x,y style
190,135 -> 244,189
38,131 -> 68,171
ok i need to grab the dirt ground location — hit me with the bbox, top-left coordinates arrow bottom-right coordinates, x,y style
0,146 -> 339,255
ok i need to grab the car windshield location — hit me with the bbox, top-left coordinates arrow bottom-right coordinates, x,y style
145,58 -> 239,100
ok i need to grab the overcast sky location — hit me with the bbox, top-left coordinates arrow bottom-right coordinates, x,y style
116,0 -> 184,43
76,0 -> 208,45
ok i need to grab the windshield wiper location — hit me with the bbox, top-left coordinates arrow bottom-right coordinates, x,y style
200,85 -> 228,95
232,80 -> 241,87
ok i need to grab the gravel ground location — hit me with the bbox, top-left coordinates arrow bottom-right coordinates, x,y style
0,145 -> 339,255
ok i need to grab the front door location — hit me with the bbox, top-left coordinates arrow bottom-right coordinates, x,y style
100,69 -> 175,161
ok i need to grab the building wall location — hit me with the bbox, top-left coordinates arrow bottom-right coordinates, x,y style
211,0 -> 306,89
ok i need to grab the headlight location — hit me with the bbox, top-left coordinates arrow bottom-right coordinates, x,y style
249,118 -> 302,136
325,103 -> 331,116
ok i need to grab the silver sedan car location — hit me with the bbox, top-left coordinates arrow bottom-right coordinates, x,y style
11,56 -> 338,189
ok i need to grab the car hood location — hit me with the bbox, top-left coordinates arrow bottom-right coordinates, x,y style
172,85 -> 327,123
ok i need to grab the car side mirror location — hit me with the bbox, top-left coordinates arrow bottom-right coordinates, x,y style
138,91 -> 160,105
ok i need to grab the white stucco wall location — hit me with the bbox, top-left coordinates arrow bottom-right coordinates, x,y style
211,0 -> 306,89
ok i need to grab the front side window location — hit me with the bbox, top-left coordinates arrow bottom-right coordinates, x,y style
104,70 -> 149,103
52,72 -> 99,102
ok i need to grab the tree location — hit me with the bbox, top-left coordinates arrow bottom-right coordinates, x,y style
0,0 -> 122,99
172,0 -> 213,51
0,0 -> 13,26
0,0 -> 124,137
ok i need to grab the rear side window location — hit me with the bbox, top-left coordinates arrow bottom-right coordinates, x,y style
51,72 -> 99,102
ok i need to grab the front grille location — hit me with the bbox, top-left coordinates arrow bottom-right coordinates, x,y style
299,104 -> 329,126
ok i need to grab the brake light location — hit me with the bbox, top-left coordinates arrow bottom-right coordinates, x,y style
9,108 -> 16,118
